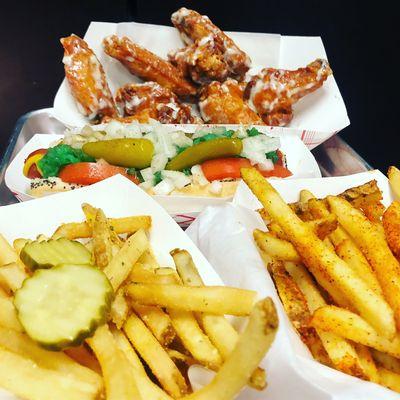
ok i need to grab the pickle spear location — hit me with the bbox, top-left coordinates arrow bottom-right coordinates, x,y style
82,138 -> 154,169
166,138 -> 243,171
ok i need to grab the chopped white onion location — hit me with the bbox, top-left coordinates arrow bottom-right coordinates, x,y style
209,180 -> 223,194
140,167 -> 154,182
153,178 -> 175,195
191,165 -> 209,186
241,135 -> 281,166
257,159 -> 274,171
151,154 -> 168,172
170,130 -> 193,147
139,180 -> 154,190
161,170 -> 191,189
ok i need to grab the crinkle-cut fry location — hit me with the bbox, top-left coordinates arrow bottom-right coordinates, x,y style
371,349 -> 400,374
52,215 -> 151,239
0,262 -> 28,293
103,228 -> 148,290
328,195 -> 400,332
353,343 -> 379,383
241,167 -> 396,339
61,35 -> 117,121
133,304 -> 176,346
0,326 -> 102,388
112,328 -> 173,400
103,35 -> 196,98
254,230 -> 301,262
183,298 -> 278,400
311,306 -> 400,358
378,367 -> 400,393
126,283 -> 256,316
110,289 -> 129,329
383,201 -> 400,260
0,297 -> 23,331
0,347 -> 100,400
388,166 -> 400,200
124,313 -> 189,397
87,324 -> 141,400
64,345 -> 102,375
308,197 -> 383,296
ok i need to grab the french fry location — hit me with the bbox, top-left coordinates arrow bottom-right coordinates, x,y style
184,298 -> 278,400
0,234 -> 18,266
166,349 -> 196,366
129,264 -> 179,285
92,208 -> 114,268
112,328 -> 173,400
311,306 -> 400,358
328,195 -> 400,332
0,347 -> 100,400
382,201 -> 400,259
124,313 -> 189,397
254,230 -> 301,262
52,215 -> 152,239
0,286 -> 8,298
299,189 -> 315,204
64,345 -> 102,375
241,167 -> 396,338
378,367 -> 400,393
353,343 -> 379,383
137,248 -> 160,269
0,297 -> 23,331
388,166 -> 400,199
133,304 -> 176,345
371,349 -> 400,374
104,228 -> 148,290
87,324 -> 141,400
0,326 -> 102,388
0,262 -> 28,293
126,283 -> 257,316
110,289 -> 129,329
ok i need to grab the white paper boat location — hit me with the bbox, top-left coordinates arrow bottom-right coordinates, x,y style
186,171 -> 399,399
53,21 -> 350,149
4,126 -> 321,227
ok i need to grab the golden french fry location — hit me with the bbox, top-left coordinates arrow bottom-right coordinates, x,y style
371,349 -> 400,374
126,283 -> 257,316
129,264 -> 178,285
124,313 -> 189,398
388,166 -> 400,200
379,367 -> 400,393
92,208 -> 114,268
0,262 -> 28,293
87,324 -> 141,400
382,201 -> 400,260
52,215 -> 152,239
104,229 -> 148,290
137,248 -> 160,269
112,328 -> 173,400
133,304 -> 176,346
241,168 -> 396,338
110,289 -> 129,329
299,189 -> 316,204
353,343 -> 379,383
0,325 -> 102,388
254,230 -> 301,262
311,306 -> 400,358
0,286 -> 8,298
64,345 -> 102,375
328,195 -> 400,332
0,347 -> 100,400
184,298 -> 278,400
0,297 -> 23,331
0,234 -> 18,266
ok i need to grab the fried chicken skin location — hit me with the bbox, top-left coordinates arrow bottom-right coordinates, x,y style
103,35 -> 197,98
113,82 -> 202,124
61,34 -> 117,121
199,79 -> 263,124
169,35 -> 229,84
245,59 -> 332,126
171,8 -> 251,80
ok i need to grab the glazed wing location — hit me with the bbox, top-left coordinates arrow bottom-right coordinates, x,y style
103,35 -> 197,98
114,82 -> 202,124
171,8 -> 251,80
199,79 -> 263,124
245,59 -> 332,126
61,34 -> 117,121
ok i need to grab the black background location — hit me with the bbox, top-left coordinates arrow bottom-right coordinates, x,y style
1,0 -> 398,171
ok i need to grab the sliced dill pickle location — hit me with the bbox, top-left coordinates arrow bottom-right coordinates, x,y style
20,238 -> 91,270
14,264 -> 113,350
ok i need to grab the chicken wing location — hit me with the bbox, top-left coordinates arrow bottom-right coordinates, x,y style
61,34 -> 117,122
199,79 -> 263,124
171,8 -> 251,80
113,82 -> 202,124
168,35 -> 229,84
245,59 -> 332,126
103,35 -> 197,98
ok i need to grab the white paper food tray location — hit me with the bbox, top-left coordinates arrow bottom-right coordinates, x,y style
53,21 -> 350,149
4,127 -> 321,228
185,170 -> 399,399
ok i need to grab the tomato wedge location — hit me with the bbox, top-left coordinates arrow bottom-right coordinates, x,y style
201,156 -> 292,181
58,162 -> 139,185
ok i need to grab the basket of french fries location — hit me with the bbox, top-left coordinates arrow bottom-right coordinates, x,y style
0,174 -> 279,400
183,167 -> 400,398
